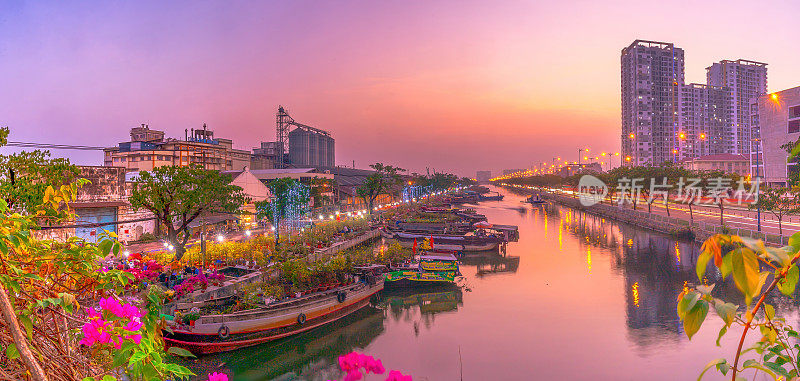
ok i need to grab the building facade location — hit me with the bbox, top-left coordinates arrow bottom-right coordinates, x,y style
678,154 -> 749,176
707,59 -> 768,154
104,124 -> 252,172
755,86 -> 800,186
621,41 -> 768,167
678,83 -> 732,158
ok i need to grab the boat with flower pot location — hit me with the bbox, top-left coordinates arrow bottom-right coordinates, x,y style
380,229 -> 503,251
384,252 -> 460,288
163,269 -> 384,355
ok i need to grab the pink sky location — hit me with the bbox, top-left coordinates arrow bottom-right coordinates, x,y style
1,0 -> 798,176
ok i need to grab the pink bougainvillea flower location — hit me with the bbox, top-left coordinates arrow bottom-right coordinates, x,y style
99,297 -> 124,317
124,317 -> 143,332
79,318 -> 111,346
385,370 -> 412,381
121,303 -> 142,319
125,333 -> 142,344
86,307 -> 101,319
207,372 -> 229,381
343,371 -> 363,381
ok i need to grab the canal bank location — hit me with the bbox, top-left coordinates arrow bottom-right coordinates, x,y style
510,186 -> 794,247
181,188 -> 791,380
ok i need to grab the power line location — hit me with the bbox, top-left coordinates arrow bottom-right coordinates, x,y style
5,141 -> 106,151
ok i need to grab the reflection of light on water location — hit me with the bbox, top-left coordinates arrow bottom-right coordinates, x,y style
674,242 -> 681,264
558,221 -> 563,250
632,282 -> 640,308
682,280 -> 689,295
587,246 -> 592,274
544,213 -> 548,239
627,239 -> 633,248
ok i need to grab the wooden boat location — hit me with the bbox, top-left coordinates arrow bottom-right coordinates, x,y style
395,222 -> 473,235
163,271 -> 384,355
384,253 -> 460,288
381,229 -> 502,251
526,195 -> 545,204
478,192 -> 504,201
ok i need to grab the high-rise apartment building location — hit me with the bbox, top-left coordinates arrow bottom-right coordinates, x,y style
621,40 -> 685,166
678,83 -> 732,158
622,41 -> 767,167
707,59 -> 768,154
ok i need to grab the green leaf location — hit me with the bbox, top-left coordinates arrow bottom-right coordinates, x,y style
717,361 -> 730,376
720,251 -> 734,279
765,304 -> 775,320
731,248 -> 760,305
697,284 -> 715,295
714,301 -> 738,327
18,315 -> 33,341
764,247 -> 791,267
788,231 -> 800,249
779,265 -> 799,296
678,291 -> 701,319
716,325 -> 727,346
742,359 -> 777,379
5,343 -> 19,360
101,376 -> 117,381
684,299 -> 709,340
167,346 -> 196,358
697,249 -> 713,281
128,351 -> 147,366
698,358 -> 727,380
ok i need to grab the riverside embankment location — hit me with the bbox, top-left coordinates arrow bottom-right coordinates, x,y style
510,186 -> 795,246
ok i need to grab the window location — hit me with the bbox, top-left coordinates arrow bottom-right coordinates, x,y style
790,105 -> 800,119
789,120 -> 800,134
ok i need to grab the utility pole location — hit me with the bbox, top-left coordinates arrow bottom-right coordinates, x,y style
754,138 -> 762,232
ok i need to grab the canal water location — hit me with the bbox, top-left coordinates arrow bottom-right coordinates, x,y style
185,188 -> 800,380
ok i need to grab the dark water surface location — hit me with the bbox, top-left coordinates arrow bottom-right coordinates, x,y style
185,188 -> 800,380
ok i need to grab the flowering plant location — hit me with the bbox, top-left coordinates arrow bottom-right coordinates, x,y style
79,297 -> 143,349
173,271 -> 224,299
332,352 -> 411,381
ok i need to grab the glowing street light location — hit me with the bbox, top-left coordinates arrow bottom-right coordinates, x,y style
699,133 -> 706,140
629,133 -> 635,139
122,250 -> 130,257
245,230 -> 251,237
216,234 -> 224,242
678,132 -> 686,140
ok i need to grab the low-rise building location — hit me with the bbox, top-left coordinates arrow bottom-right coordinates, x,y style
756,86 -> 800,186
103,124 -> 252,172
678,153 -> 749,176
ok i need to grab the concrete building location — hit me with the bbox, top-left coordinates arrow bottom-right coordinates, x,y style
476,171 -> 492,182
621,40 -> 685,166
39,166 -> 156,243
104,124 -> 252,172
678,84 -> 732,158
707,59 -> 768,154
621,41 -> 768,166
754,86 -> 800,186
678,154 -> 749,176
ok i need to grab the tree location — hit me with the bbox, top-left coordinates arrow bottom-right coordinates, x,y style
255,178 -> 310,255
749,187 -> 799,235
307,176 -> 335,208
356,163 -> 405,212
129,165 -> 247,260
0,127 -> 80,215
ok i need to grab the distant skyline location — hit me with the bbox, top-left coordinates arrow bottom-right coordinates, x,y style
1,0 -> 799,176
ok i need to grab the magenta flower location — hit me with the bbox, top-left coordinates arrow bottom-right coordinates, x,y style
79,318 -> 111,346
99,297 -> 124,317
207,372 -> 229,381
121,303 -> 142,319
126,333 -> 142,344
123,317 -> 143,332
385,370 -> 412,381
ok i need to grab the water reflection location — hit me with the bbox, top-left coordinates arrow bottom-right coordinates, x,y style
186,307 -> 384,381
459,253 -> 520,277
382,288 -> 464,336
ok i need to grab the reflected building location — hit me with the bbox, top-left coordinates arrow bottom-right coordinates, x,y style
381,288 -> 464,334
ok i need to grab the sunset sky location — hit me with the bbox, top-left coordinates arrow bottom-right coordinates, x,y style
1,0 -> 798,176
